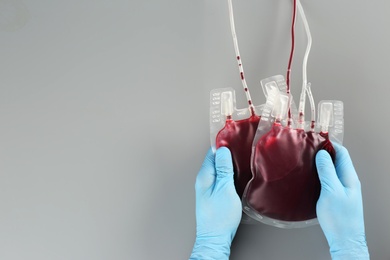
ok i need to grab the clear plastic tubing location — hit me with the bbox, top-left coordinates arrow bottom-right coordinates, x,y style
227,0 -> 255,115
296,0 -> 315,129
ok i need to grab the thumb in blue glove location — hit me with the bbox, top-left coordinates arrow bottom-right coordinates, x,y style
190,147 -> 242,260
316,143 -> 369,259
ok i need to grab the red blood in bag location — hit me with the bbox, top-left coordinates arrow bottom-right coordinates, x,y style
247,123 -> 335,221
216,115 -> 260,197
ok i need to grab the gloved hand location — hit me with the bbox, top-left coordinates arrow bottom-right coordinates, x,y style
316,143 -> 369,259
190,147 -> 242,260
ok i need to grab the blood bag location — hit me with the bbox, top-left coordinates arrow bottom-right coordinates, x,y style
207,0 -> 345,228
210,88 -> 263,198
241,76 -> 344,228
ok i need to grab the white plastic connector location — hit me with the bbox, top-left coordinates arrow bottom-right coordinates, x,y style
261,76 -> 287,98
272,93 -> 289,121
271,90 -> 281,119
268,82 -> 289,122
264,81 -> 278,98
279,94 -> 289,120
319,102 -> 333,133
221,91 -> 234,117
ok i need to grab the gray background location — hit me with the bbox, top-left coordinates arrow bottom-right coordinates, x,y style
0,0 -> 389,259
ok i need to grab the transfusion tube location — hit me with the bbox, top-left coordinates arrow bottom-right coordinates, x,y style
286,0 -> 297,126
227,0 -> 255,115
306,83 -> 316,130
227,0 -> 314,124
297,0 -> 315,129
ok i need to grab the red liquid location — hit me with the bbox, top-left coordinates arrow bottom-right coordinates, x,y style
216,115 -> 260,197
247,124 -> 335,221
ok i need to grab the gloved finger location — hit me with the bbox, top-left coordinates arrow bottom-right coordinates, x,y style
332,143 -> 361,189
195,148 -> 216,192
316,150 -> 342,193
215,147 -> 234,185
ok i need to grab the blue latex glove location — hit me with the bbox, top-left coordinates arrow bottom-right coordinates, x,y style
190,147 -> 242,260
316,143 -> 369,259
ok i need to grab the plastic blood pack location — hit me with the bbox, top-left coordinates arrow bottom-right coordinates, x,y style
210,89 -> 263,197
208,0 -> 345,228
241,77 -> 344,228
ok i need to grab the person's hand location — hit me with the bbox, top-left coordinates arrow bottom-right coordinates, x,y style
316,143 -> 369,259
190,147 -> 242,260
